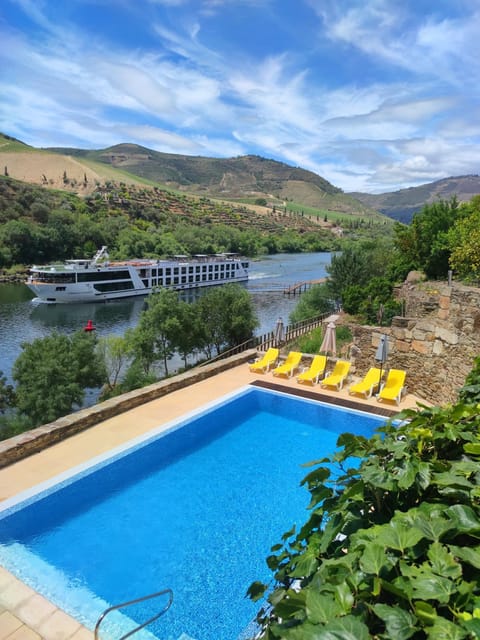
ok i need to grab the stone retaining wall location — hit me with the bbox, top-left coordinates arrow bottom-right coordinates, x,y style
348,281 -> 480,405
0,350 -> 256,468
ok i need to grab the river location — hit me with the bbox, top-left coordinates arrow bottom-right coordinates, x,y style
0,252 -> 332,385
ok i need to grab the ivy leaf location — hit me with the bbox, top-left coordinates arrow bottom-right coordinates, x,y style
359,543 -> 393,576
425,617 -> 468,639
416,462 -> 432,489
291,547 -> 319,578
319,615 -> 371,640
376,520 -> 424,552
306,590 -> 341,624
334,583 -> 354,614
413,509 -> 453,542
246,581 -> 268,602
373,603 -> 418,640
463,442 -> 480,456
445,504 -> 480,533
433,471 -> 474,489
427,542 -> 462,579
449,545 -> 480,569
397,460 -> 418,489
411,574 -> 455,603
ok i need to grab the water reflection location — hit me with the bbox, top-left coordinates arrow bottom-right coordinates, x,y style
29,297 -> 147,331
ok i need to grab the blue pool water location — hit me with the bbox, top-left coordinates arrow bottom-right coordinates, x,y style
0,388 -> 384,640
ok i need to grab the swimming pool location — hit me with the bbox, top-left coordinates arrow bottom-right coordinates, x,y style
0,387 -> 385,640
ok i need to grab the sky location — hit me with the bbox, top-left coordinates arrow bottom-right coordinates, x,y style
1,0 -> 480,194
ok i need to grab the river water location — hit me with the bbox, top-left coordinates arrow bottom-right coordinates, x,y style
0,252 -> 332,384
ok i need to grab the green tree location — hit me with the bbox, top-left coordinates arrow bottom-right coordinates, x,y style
448,196 -> 480,280
12,331 -> 104,427
326,246 -> 370,301
129,288 -> 183,376
196,284 -> 258,356
96,335 -> 133,393
289,284 -> 335,323
0,371 -> 15,413
393,197 -> 459,278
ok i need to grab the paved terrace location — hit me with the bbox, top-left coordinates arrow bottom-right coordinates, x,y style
0,357 -> 427,640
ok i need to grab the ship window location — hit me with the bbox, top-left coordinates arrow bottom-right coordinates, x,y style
202,266 -> 207,272
181,267 -> 187,274
189,266 -> 194,273
174,268 -> 179,275
165,277 -> 171,285
94,282 -> 135,292
189,276 -> 194,283
77,270 -> 131,282
173,277 -> 179,285
181,276 -> 187,284
166,268 -> 171,275
55,286 -> 66,291
196,266 -> 201,272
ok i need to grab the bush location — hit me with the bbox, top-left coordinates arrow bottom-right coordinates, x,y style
249,386 -> 480,638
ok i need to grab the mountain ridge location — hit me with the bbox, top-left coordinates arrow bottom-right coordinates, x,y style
350,175 -> 480,222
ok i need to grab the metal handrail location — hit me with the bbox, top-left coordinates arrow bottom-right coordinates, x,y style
94,588 -> 173,640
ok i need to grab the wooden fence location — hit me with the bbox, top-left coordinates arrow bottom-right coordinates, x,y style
201,312 -> 329,366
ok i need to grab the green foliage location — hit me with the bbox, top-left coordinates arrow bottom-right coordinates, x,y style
249,385 -> 480,638
289,284 -> 335,324
448,196 -> 480,280
295,326 -> 352,354
128,288 -> 185,376
197,284 -> 258,357
12,331 -> 105,427
0,176 -> 339,267
326,247 -> 371,300
0,370 -> 15,413
458,356 -> 480,404
393,198 -> 459,279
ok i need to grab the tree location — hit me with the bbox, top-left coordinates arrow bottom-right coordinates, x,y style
393,197 -> 459,279
326,246 -> 370,301
196,284 -> 258,356
248,371 -> 480,638
12,331 -> 104,427
96,335 -> 132,393
448,196 -> 480,280
129,288 -> 183,376
0,371 -> 15,413
289,284 -> 335,324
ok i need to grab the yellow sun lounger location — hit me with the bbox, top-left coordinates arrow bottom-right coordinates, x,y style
321,360 -> 351,391
377,369 -> 406,406
272,351 -> 302,378
296,355 -> 327,385
349,367 -> 383,399
249,348 -> 279,373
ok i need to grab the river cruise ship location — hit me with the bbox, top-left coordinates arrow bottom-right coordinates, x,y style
26,246 -> 249,303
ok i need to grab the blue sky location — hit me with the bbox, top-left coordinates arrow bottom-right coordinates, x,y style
1,0 -> 479,193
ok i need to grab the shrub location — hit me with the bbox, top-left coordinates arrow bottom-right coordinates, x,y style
248,393 -> 480,638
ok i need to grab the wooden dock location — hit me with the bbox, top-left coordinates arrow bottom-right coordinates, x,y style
283,278 -> 327,296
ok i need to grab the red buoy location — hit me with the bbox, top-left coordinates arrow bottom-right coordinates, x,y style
84,319 -> 96,332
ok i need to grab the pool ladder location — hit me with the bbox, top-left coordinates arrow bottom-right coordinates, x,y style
94,588 -> 173,640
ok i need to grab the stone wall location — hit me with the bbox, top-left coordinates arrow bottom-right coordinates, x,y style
0,350 -> 256,468
348,281 -> 480,405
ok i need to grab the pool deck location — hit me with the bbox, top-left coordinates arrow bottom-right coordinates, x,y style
0,363 -> 427,640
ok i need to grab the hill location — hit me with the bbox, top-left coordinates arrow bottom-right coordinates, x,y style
350,175 -> 480,223
43,142 -> 380,220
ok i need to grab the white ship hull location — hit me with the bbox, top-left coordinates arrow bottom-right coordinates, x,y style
26,247 -> 249,304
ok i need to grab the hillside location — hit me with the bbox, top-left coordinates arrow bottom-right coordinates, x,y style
44,142 -> 379,219
351,175 -> 480,223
